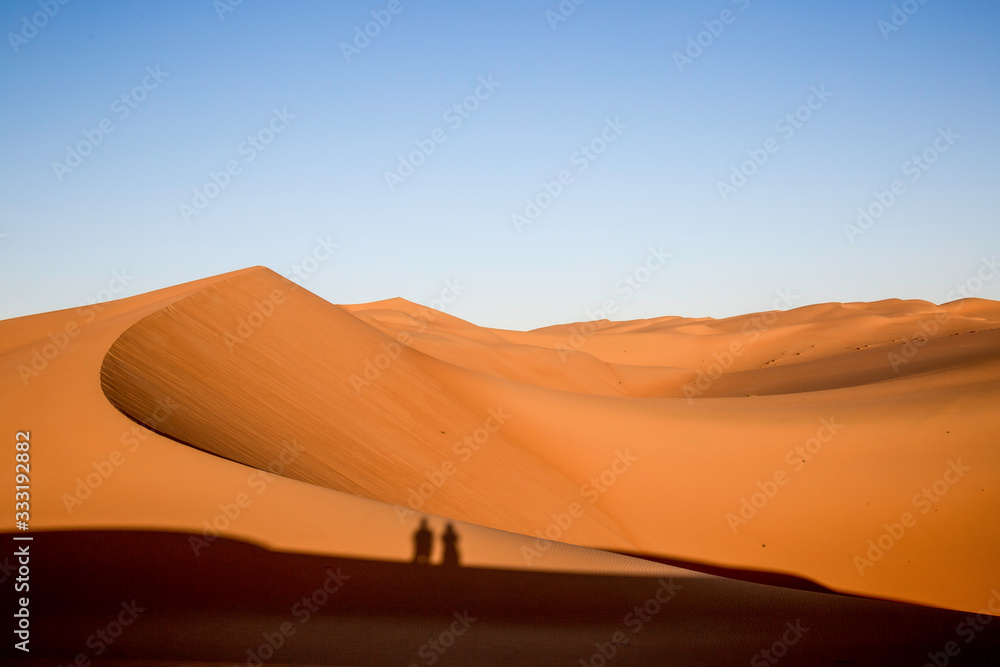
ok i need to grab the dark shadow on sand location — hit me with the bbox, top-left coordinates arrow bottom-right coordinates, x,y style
4,530 -> 998,666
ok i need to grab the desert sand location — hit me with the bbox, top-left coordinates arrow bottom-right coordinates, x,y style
3,266 -> 999,663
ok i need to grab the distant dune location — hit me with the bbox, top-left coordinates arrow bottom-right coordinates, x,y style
3,266 -> 999,617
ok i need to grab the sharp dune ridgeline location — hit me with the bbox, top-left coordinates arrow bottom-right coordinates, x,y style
4,266 -> 1000,620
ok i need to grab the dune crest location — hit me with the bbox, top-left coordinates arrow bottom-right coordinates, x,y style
99,268 -> 632,548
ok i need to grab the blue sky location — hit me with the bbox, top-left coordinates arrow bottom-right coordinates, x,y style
2,0 -> 998,330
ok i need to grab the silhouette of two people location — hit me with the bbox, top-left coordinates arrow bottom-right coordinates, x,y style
412,519 -> 460,566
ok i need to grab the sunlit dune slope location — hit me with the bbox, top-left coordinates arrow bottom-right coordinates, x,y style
1,267 -> 667,578
100,268 -> 631,547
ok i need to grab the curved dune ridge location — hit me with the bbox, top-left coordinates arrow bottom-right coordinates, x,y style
96,267 -> 1000,613
99,268 -> 631,548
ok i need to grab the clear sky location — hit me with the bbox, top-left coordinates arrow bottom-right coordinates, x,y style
2,0 -> 998,330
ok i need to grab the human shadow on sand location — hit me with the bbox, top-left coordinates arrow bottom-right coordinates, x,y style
4,529 -> 998,665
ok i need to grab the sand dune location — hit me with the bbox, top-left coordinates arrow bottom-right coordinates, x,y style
4,266 -> 999,618
99,270 -> 631,548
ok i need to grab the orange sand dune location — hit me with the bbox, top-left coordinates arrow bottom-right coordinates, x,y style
0,268 -> 651,575
100,270 -> 629,547
3,266 -> 998,615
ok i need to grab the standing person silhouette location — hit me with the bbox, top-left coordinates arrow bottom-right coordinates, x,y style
413,518 -> 433,564
441,523 -> 460,567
